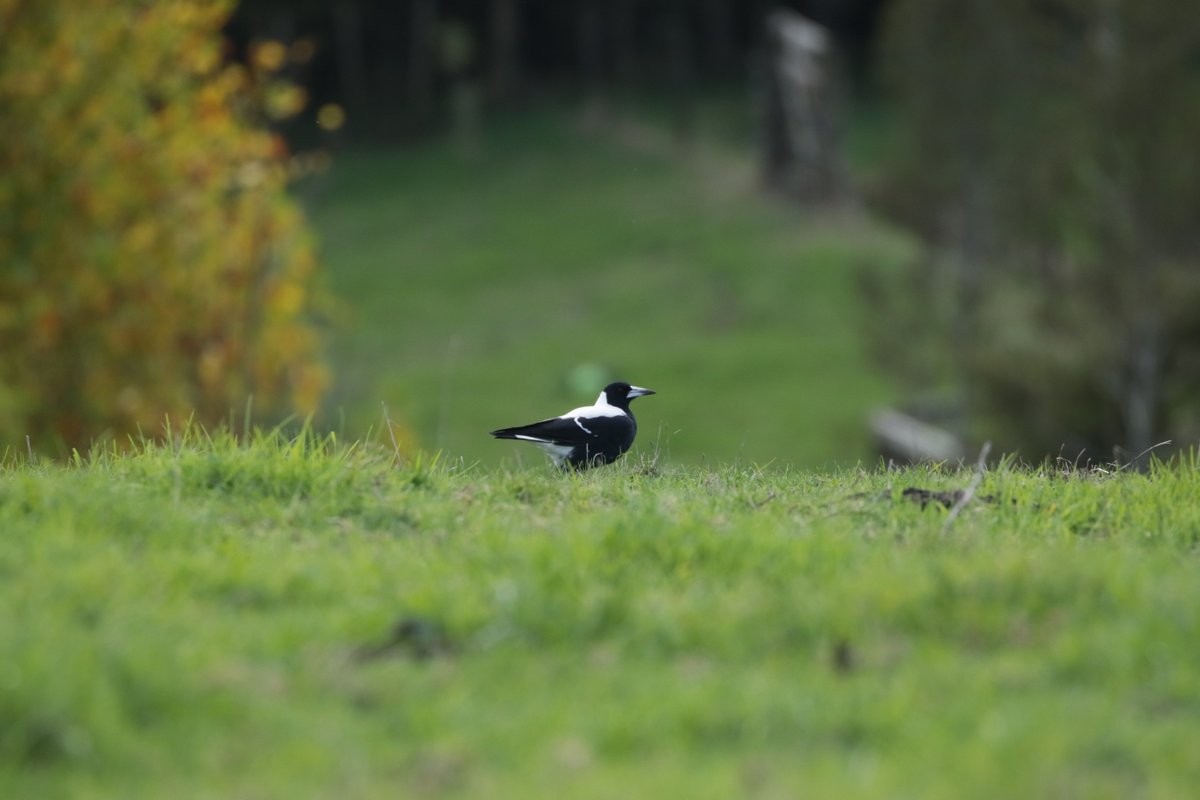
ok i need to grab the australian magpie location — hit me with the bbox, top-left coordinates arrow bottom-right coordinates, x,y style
490,381 -> 656,470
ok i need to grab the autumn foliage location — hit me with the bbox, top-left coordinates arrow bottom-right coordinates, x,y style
0,0 -> 327,450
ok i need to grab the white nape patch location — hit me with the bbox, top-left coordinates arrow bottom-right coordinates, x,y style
573,418 -> 594,435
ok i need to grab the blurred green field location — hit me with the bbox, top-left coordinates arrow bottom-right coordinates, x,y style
4,435 -> 1199,798
306,108 -> 914,469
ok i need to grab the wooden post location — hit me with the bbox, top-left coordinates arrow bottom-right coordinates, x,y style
761,8 -> 846,202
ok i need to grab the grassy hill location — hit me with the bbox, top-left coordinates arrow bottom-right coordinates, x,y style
305,109 -> 914,469
3,434 -> 1199,797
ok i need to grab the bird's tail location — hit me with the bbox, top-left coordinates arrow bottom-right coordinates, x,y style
490,425 -> 535,440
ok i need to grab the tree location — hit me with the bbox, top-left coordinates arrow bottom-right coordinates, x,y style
0,0 -> 327,451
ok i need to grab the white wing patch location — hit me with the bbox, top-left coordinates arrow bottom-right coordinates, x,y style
562,403 -> 624,420
573,418 -> 594,435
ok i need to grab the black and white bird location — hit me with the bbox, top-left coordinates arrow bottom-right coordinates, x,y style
490,381 -> 656,470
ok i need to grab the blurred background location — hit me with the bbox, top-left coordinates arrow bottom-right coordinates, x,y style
3,0 -> 1198,468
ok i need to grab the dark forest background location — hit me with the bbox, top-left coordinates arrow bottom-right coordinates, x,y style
226,0 -> 885,139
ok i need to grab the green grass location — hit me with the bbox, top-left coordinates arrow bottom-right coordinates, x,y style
4,433 -> 1200,798
305,108 -> 914,469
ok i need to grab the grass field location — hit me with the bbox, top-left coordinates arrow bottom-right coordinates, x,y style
3,433 -> 1199,798
304,108 -> 914,469
7,105 -> 1196,799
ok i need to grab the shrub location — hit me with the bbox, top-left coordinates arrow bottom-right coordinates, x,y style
871,0 -> 1200,461
0,0 -> 327,451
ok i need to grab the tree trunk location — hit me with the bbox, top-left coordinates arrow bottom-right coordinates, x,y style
613,0 -> 639,85
332,2 -> 370,113
699,0 -> 734,77
575,0 -> 609,125
577,0 -> 605,93
664,0 -> 694,143
407,0 -> 439,130
488,0 -> 522,103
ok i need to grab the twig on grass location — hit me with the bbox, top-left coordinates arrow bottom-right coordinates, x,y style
1115,439 -> 1173,472
942,441 -> 992,534
747,490 -> 777,510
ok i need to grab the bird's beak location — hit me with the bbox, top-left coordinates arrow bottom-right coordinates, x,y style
628,386 -> 656,398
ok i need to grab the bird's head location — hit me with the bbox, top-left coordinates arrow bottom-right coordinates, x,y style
601,381 -> 656,409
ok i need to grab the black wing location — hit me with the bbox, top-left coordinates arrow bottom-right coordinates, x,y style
491,414 -> 633,447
